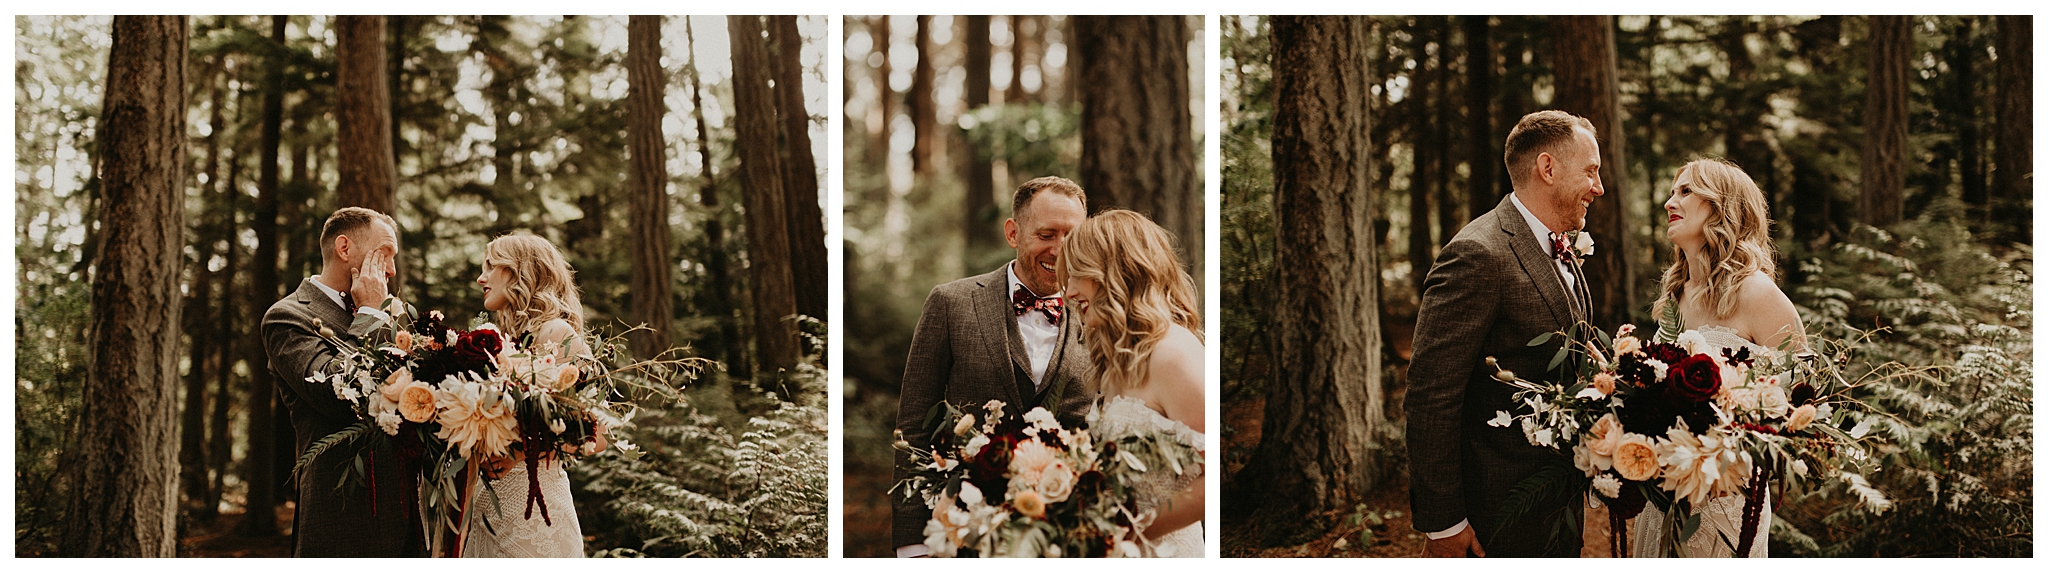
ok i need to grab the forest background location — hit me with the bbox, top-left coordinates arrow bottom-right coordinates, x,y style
1220,15 -> 2032,557
16,15 -> 828,557
839,14 -> 1207,557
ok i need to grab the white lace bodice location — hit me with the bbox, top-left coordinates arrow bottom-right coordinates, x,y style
462,457 -> 584,558
1089,395 -> 1204,558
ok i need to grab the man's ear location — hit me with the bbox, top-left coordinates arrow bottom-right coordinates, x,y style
1535,152 -> 1557,185
333,233 -> 353,264
1004,218 -> 1021,249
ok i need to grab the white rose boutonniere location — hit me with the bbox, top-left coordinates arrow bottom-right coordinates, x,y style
1571,231 -> 1596,258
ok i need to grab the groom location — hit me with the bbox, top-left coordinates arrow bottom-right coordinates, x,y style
891,176 -> 1097,557
261,207 -> 424,557
1408,110 -> 1602,558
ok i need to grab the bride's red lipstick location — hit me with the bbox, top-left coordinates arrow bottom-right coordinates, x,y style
1668,213 -> 1682,223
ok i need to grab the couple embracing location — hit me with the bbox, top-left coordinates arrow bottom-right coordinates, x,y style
892,177 -> 1207,558
263,207 -> 597,557
1409,111 -> 1806,558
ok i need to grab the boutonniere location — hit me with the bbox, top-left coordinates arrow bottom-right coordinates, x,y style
1570,231 -> 1596,259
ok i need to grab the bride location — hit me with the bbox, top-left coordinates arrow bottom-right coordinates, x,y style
462,233 -> 595,558
1629,158 -> 1806,558
1056,209 -> 1206,558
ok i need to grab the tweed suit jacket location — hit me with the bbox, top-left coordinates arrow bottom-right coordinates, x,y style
262,279 -> 423,557
1406,194 -> 1592,557
891,264 -> 1095,548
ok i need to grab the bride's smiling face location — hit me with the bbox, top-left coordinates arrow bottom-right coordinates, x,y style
1064,277 -> 1104,329
478,264 -> 515,311
1664,178 -> 1711,250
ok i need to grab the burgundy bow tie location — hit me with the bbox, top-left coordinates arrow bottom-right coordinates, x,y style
1013,287 -> 1064,325
1549,232 -> 1578,264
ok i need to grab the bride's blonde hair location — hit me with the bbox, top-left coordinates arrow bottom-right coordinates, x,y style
1056,210 -> 1202,398
483,233 -> 584,340
1653,158 -> 1776,319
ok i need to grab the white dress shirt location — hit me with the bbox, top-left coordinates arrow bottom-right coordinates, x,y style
1005,261 -> 1060,389
306,277 -> 390,323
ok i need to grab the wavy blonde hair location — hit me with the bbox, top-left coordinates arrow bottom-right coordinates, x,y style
1055,210 -> 1203,398
483,233 -> 585,340
1653,158 -> 1777,319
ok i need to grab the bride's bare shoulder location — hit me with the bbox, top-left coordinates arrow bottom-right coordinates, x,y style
1147,325 -> 1205,391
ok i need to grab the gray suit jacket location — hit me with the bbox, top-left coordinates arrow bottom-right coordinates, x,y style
1406,195 -> 1591,557
262,279 -> 423,557
892,264 -> 1095,548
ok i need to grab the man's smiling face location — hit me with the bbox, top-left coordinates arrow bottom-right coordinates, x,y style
1006,193 -> 1087,295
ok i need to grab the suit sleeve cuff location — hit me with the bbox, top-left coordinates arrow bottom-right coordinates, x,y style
1425,520 -> 1470,540
896,544 -> 930,558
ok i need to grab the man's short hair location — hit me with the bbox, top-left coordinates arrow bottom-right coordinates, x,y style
1011,176 -> 1088,222
320,207 -> 394,262
1503,110 -> 1597,190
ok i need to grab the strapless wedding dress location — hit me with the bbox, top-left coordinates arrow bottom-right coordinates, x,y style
1089,395 -> 1205,558
462,458 -> 585,558
1630,324 -> 1771,558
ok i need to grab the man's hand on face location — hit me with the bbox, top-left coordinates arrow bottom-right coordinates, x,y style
1422,525 -> 1486,558
349,248 -> 393,310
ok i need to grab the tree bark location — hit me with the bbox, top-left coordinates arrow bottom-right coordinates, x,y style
729,15 -> 801,373
1995,15 -> 2031,241
1433,17 -> 1461,232
179,49 -> 226,524
1464,15 -> 1498,216
1548,15 -> 1634,329
685,18 -> 745,374
1074,16 -> 1202,278
962,15 -> 1001,257
1006,16 -> 1035,104
908,16 -> 937,174
771,16 -> 827,322
872,17 -> 895,159
1860,15 -> 1910,228
1950,19 -> 1986,220
1410,18 -> 1438,302
234,14 -> 288,538
62,15 -> 186,558
335,16 -> 396,214
1240,15 -> 1387,536
626,15 -> 675,360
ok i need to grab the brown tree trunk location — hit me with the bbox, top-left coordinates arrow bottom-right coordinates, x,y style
1951,19 -> 1986,222
626,15 -> 675,360
1861,15 -> 1910,228
234,14 -> 288,538
335,16 -> 395,214
908,16 -> 937,174
729,15 -> 800,373
1006,15 -> 1035,104
686,18 -> 745,374
1465,15 -> 1498,216
962,15 -> 1001,258
62,15 -> 186,558
771,16 -> 827,322
208,128 -> 241,519
1410,18 -> 1438,302
1074,16 -> 1201,277
872,16 -> 895,158
1548,15 -> 1634,329
1433,17 -> 1461,232
1239,15 -> 1388,535
179,49 -> 226,524
1995,15 -> 2031,241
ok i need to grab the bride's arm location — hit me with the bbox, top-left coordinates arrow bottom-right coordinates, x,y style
1141,327 -> 1207,539
1738,273 -> 1808,353
531,319 -> 591,361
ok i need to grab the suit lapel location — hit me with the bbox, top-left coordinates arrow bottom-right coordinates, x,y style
1493,197 -> 1577,330
974,267 -> 1027,406
296,279 -> 353,332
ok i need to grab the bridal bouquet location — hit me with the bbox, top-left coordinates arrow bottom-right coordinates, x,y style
892,400 -> 1201,557
295,301 -> 696,552
1487,321 -> 1893,556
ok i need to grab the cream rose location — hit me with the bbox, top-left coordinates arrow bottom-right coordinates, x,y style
1586,414 -> 1622,457
1039,462 -> 1076,503
1612,433 -> 1661,481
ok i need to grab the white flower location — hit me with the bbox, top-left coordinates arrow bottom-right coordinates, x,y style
1572,231 -> 1596,257
433,379 -> 520,458
1645,358 -> 1669,380
958,482 -> 985,507
1675,331 -> 1709,355
1039,462 -> 1076,502
1592,473 -> 1622,498
548,418 -> 567,435
375,411 -> 403,435
1009,438 -> 1058,482
1023,407 -> 1060,432
1759,384 -> 1791,418
1487,411 -> 1513,428
963,434 -> 991,459
1616,324 -> 1638,338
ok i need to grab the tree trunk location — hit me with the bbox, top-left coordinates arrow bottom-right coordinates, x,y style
208,132 -> 241,520
234,13 -> 288,538
1074,16 -> 1201,278
962,15 -> 1001,258
1464,15 -> 1498,216
1995,15 -> 2031,242
179,49 -> 227,524
1410,18 -> 1438,302
728,15 -> 801,373
1860,15 -> 1910,228
1006,16 -> 1035,104
909,16 -> 937,174
872,16 -> 895,159
62,15 -> 186,558
771,16 -> 827,322
1240,15 -> 1387,537
1433,17 -> 1461,232
1548,15 -> 1634,329
626,15 -> 675,360
1950,19 -> 1986,221
686,18 -> 746,374
335,16 -> 396,214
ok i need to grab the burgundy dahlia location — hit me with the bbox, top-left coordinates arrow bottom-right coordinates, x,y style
1665,353 -> 1722,403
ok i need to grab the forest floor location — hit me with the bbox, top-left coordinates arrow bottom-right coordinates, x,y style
178,504 -> 293,557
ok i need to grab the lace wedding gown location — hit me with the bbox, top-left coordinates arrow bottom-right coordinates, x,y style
1629,324 -> 1771,558
462,458 -> 585,558
1089,395 -> 1205,558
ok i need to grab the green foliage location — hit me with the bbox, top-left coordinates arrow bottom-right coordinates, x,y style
1219,16 -> 1274,404
1775,218 -> 2032,557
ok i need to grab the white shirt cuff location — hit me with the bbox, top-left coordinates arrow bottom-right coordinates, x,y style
354,306 -> 391,323
895,544 -> 930,558
1426,520 -> 1470,540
